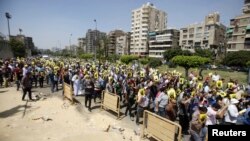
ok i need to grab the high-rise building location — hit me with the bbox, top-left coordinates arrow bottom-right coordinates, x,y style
180,12 -> 226,55
148,29 -> 180,58
130,2 -> 167,56
78,38 -> 86,52
85,29 -> 106,53
227,0 -> 250,52
108,30 -> 126,55
116,32 -> 131,55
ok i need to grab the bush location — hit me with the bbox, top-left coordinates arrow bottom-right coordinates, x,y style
168,61 -> 177,68
223,51 -> 250,67
80,53 -> 93,60
139,57 -> 149,65
120,55 -> 139,64
148,58 -> 162,68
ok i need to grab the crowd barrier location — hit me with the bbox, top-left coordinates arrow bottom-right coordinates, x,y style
63,83 -> 73,102
141,110 -> 182,141
101,91 -> 120,119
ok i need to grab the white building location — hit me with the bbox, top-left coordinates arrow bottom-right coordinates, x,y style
149,29 -> 180,58
115,32 -> 131,55
130,2 -> 167,56
180,12 -> 226,53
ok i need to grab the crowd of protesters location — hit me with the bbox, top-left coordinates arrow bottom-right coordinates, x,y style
1,57 -> 250,141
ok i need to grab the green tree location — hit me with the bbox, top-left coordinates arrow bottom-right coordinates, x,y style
9,39 -> 26,57
148,58 -> 162,68
107,54 -> 120,62
120,55 -> 139,64
171,55 -> 210,77
163,48 -> 192,62
80,53 -> 93,60
139,57 -> 149,65
194,48 -> 213,58
223,51 -> 250,67
247,61 -> 250,83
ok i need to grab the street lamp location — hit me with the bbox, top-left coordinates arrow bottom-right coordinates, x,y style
94,19 -> 97,61
69,34 -> 72,57
19,28 -> 22,35
5,12 -> 11,40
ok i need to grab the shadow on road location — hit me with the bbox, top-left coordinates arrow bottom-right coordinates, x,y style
0,90 -> 9,93
0,104 -> 31,118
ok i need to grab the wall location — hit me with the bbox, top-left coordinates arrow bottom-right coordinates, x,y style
0,40 -> 13,59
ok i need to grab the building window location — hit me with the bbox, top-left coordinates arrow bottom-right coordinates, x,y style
189,28 -> 194,33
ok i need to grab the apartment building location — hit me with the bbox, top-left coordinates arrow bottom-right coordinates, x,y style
85,29 -> 106,53
107,30 -> 125,55
130,2 -> 167,56
148,29 -> 180,58
227,0 -> 250,51
115,32 -> 131,55
180,12 -> 226,54
78,38 -> 86,52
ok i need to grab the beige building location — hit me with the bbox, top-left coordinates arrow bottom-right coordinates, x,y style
78,38 -> 86,52
107,30 -> 125,55
148,29 -> 180,58
227,0 -> 250,51
115,32 -> 131,55
130,2 -> 167,56
180,12 -> 226,54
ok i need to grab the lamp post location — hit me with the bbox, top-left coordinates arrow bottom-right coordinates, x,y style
69,34 -> 72,57
94,19 -> 97,61
5,12 -> 11,40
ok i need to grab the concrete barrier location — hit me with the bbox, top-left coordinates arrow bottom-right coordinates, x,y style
63,83 -> 73,102
141,110 -> 182,141
101,91 -> 120,119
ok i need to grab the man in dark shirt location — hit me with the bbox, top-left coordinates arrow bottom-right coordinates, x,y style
21,72 -> 33,101
84,75 -> 94,111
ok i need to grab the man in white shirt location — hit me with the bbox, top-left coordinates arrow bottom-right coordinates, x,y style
224,99 -> 239,125
212,72 -> 220,82
206,103 -> 228,125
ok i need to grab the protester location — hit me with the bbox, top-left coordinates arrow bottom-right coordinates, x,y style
21,72 -> 33,101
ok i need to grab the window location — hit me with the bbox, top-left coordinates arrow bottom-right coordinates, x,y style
189,28 -> 194,33
183,35 -> 187,39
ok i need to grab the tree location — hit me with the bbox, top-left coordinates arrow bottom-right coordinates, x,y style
171,55 -> 210,77
223,51 -> 250,67
139,57 -> 149,65
120,55 -> 139,64
163,48 -> 192,62
107,54 -> 120,62
9,39 -> 26,57
148,58 -> 162,68
194,48 -> 213,58
80,53 -> 93,60
247,61 -> 250,83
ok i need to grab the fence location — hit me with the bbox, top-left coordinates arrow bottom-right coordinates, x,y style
101,91 -> 120,119
63,83 -> 73,102
141,110 -> 182,141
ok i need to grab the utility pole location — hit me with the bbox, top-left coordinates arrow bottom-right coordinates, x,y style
69,34 -> 72,58
94,19 -> 97,61
5,12 -> 11,40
